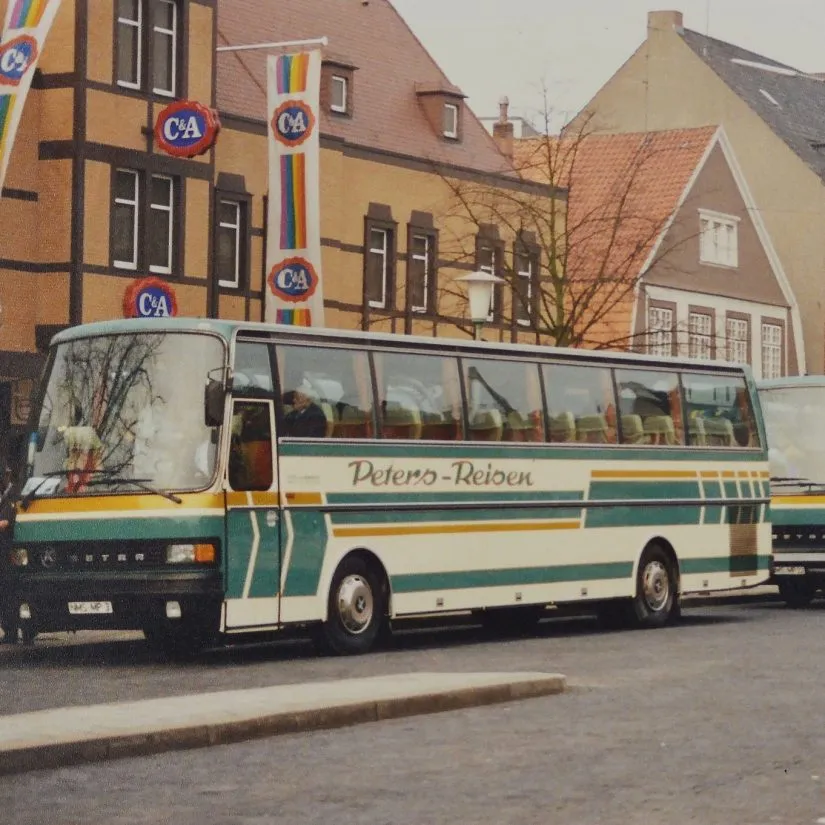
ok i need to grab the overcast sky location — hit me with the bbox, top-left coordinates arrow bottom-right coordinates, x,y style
391,0 -> 825,127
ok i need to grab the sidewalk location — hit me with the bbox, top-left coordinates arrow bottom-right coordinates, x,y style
0,671 -> 566,776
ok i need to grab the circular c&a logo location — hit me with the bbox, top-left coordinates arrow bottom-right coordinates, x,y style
271,100 -> 315,148
0,35 -> 38,87
268,257 -> 319,303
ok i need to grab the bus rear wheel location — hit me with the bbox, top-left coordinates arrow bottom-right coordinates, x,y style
317,556 -> 386,656
630,545 -> 678,629
778,578 -> 816,609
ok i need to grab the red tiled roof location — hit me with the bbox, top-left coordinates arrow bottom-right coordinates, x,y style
514,126 -> 718,346
216,0 -> 513,176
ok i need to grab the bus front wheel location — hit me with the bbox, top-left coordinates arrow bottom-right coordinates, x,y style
317,556 -> 386,656
630,545 -> 678,628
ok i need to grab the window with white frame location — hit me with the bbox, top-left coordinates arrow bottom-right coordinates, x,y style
149,175 -> 174,274
366,227 -> 390,308
514,250 -> 534,326
726,316 -> 750,364
443,103 -> 459,139
152,0 -> 177,96
761,322 -> 783,379
688,311 -> 713,360
477,244 -> 498,321
331,75 -> 348,114
700,210 -> 739,267
408,233 -> 434,313
112,169 -> 140,269
648,306 -> 674,356
116,0 -> 142,89
216,200 -> 244,288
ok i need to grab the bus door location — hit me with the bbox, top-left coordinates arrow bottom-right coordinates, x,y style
223,397 -> 283,630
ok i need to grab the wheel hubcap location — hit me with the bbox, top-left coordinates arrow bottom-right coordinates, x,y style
336,574 -> 374,635
642,561 -> 670,612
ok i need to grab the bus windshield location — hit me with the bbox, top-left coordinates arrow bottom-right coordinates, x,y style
759,385 -> 825,489
26,331 -> 226,496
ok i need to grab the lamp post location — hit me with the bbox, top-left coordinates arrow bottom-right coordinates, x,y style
457,271 -> 504,341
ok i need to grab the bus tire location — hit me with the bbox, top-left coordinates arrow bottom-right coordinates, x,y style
317,556 -> 385,656
630,545 -> 677,629
778,578 -> 816,609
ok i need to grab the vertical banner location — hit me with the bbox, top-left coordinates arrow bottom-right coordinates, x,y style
265,50 -> 325,327
0,0 -> 64,196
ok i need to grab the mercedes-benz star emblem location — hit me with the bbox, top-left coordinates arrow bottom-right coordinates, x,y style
40,549 -> 56,569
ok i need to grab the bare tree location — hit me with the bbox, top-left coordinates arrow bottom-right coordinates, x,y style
431,108 -> 705,350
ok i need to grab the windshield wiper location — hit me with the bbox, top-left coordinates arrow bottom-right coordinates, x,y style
87,475 -> 182,504
19,470 -> 82,510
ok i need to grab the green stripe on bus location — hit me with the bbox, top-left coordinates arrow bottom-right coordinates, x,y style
681,555 -> 771,574
770,509 -> 825,526
279,441 -> 766,463
282,509 -> 329,597
702,481 -> 723,500
14,515 -> 225,544
588,481 -> 701,501
391,562 -> 634,593
585,505 -> 702,528
329,507 -> 584,526
326,491 -> 584,505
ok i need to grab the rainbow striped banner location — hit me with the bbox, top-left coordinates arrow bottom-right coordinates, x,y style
7,0 -> 48,29
275,53 -> 310,95
0,0 -> 63,197
266,50 -> 324,327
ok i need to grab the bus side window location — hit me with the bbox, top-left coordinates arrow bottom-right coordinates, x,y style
228,400 -> 274,491
543,363 -> 617,445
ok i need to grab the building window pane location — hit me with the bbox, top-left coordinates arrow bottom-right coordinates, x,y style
331,75 -> 348,113
375,352 -> 463,441
465,359 -> 544,442
408,233 -> 432,313
762,322 -> 783,380
366,227 -> 389,308
514,252 -> 534,326
443,103 -> 459,138
116,0 -> 141,88
217,200 -> 242,288
688,312 -> 713,360
152,0 -> 177,96
726,317 -> 749,364
477,244 -> 497,321
149,175 -> 174,274
700,212 -> 739,267
112,169 -> 139,269
543,363 -> 617,444
277,345 -> 374,439
648,306 -> 674,357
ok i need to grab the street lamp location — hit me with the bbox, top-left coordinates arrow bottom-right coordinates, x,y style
457,271 -> 504,340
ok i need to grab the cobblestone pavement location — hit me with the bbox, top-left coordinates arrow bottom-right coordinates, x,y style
2,602 -> 825,823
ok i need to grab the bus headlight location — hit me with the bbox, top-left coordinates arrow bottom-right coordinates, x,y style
9,548 -> 28,567
165,543 -> 216,564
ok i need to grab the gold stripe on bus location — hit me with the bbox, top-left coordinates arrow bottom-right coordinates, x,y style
226,491 -> 280,507
721,471 -> 736,479
761,471 -> 771,479
19,492 -> 224,515
332,521 -> 581,538
738,471 -> 751,479
700,471 -> 720,479
591,470 -> 697,480
773,496 -> 825,506
284,492 -> 324,506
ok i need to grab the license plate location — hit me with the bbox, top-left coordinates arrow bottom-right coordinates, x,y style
774,566 -> 806,576
68,601 -> 113,615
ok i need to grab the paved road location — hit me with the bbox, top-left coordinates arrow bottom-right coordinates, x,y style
2,602 -> 825,823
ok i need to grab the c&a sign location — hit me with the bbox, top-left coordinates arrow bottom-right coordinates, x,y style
267,257 -> 319,303
0,35 -> 38,86
123,277 -> 178,319
154,100 -> 220,158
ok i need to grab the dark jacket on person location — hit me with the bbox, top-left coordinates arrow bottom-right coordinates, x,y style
282,402 -> 327,438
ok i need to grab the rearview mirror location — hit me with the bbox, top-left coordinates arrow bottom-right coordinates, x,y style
204,378 -> 225,428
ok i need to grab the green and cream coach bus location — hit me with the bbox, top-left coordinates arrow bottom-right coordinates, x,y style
8,318 -> 771,656
759,376 -> 825,607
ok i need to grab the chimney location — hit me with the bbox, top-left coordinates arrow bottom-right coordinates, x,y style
648,10 -> 684,34
493,96 -> 514,159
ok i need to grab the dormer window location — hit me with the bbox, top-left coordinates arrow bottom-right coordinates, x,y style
443,103 -> 459,139
331,75 -> 348,114
321,56 -> 357,117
